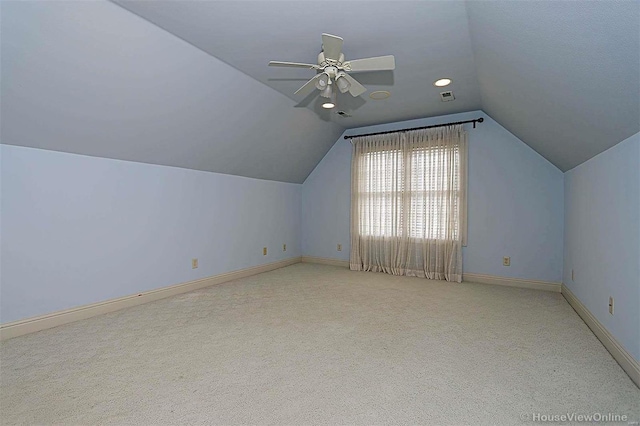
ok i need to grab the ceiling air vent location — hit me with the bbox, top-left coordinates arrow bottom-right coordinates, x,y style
440,91 -> 455,102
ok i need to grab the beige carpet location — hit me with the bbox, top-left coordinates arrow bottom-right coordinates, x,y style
1,263 -> 638,425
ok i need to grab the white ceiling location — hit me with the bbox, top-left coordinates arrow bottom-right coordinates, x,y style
2,1 -> 639,182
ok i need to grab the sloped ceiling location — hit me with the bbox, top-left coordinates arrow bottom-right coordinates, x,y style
112,0 -> 483,128
2,1 -> 639,181
0,1 -> 343,183
466,1 -> 640,171
113,0 -> 640,172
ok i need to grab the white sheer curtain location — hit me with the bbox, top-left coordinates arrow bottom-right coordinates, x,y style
349,125 -> 467,282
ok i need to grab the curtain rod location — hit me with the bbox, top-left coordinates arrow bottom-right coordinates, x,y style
343,117 -> 484,140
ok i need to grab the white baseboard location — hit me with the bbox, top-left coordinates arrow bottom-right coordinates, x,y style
463,273 -> 561,292
0,257 -> 302,342
301,256 -> 350,268
561,284 -> 640,388
299,261 -> 561,293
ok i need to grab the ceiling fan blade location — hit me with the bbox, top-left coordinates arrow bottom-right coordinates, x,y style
269,61 -> 319,69
342,73 -> 367,97
344,55 -> 396,72
321,33 -> 344,61
294,74 -> 323,96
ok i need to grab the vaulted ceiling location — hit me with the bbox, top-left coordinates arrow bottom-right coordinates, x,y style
2,1 -> 639,182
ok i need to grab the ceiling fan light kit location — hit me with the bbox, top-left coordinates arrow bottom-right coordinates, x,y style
335,72 -> 351,93
320,84 -> 333,99
315,73 -> 329,89
269,33 -> 395,104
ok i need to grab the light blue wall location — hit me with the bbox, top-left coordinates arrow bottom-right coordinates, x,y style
302,111 -> 565,283
0,145 -> 301,323
563,132 -> 640,361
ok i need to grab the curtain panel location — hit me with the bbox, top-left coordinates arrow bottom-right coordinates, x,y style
349,125 -> 467,282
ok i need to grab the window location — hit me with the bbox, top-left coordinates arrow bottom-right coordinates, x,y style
354,131 -> 466,244
349,125 -> 467,281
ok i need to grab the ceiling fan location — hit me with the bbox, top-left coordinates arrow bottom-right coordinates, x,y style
269,34 -> 395,107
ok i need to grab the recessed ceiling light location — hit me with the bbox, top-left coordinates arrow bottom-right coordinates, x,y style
434,78 -> 452,87
322,102 -> 335,109
369,90 -> 391,100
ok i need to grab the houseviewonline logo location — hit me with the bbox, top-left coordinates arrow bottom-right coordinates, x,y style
519,412 -> 632,423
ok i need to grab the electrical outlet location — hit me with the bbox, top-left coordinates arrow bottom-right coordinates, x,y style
503,256 -> 510,266
263,247 -> 267,256
609,297 -> 614,315
337,244 -> 342,252
283,244 -> 286,252
192,258 -> 198,269
571,269 -> 574,281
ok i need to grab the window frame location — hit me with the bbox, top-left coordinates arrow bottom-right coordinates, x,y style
356,140 -> 467,246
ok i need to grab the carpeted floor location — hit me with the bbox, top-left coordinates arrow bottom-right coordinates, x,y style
1,263 -> 638,425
